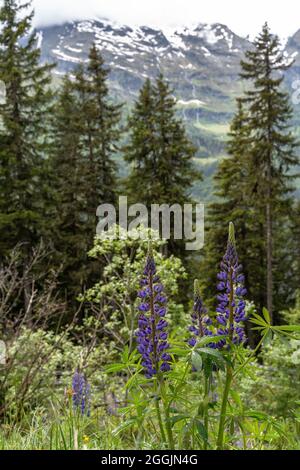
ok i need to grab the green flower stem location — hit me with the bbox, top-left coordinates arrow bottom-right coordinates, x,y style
233,333 -> 265,378
217,265 -> 234,450
154,392 -> 167,445
154,380 -> 167,442
216,364 -> 233,450
159,377 -> 175,450
203,376 -> 209,450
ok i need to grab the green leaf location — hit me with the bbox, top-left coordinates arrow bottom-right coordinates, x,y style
112,419 -> 136,436
197,347 -> 225,362
169,414 -> 189,426
229,389 -> 242,408
194,419 -> 208,442
250,317 -> 269,327
262,329 -> 273,346
125,370 -> 143,389
191,351 -> 202,371
203,358 -> 213,379
273,325 -> 300,332
198,335 -> 226,346
121,345 -> 129,363
262,307 -> 271,324
104,363 -> 126,374
169,346 -> 189,356
244,410 -> 270,421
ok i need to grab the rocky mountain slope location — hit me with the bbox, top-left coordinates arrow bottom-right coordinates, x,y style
37,19 -> 300,198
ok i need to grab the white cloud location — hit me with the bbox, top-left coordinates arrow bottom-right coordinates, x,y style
18,0 -> 300,39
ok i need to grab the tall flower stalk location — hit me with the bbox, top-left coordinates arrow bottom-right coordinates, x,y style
216,222 -> 247,449
188,279 -> 213,347
136,244 -> 174,449
188,280 -> 213,449
72,369 -> 90,416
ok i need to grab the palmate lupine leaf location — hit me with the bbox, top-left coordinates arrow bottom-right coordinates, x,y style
105,346 -> 141,374
273,325 -> 300,332
250,308 -> 300,338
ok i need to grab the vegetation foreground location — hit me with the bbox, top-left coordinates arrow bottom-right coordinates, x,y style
0,0 -> 300,451
1,224 -> 300,450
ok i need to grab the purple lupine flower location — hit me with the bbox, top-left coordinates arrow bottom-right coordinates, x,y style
72,369 -> 91,416
215,222 -> 247,349
136,245 -> 171,378
188,280 -> 213,347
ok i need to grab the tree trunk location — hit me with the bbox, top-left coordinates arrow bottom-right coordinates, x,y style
266,182 -> 273,324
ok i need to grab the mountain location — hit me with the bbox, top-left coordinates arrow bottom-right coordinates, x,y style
36,19 -> 300,199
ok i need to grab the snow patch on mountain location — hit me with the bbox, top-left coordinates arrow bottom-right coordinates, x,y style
36,30 -> 43,49
195,24 -> 219,45
177,98 -> 205,107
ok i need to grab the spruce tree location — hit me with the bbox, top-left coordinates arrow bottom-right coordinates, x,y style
52,46 -> 121,297
239,23 -> 298,321
291,201 -> 300,296
0,0 -> 55,257
203,24 -> 298,322
201,101 -> 266,316
124,75 -> 200,259
123,78 -> 156,205
125,75 -> 198,206
79,45 -> 121,211
51,76 -> 86,294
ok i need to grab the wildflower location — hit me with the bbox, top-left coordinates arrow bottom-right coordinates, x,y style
136,244 -> 171,378
83,435 -> 90,444
215,222 -> 247,349
72,369 -> 91,416
66,387 -> 74,399
188,280 -> 213,347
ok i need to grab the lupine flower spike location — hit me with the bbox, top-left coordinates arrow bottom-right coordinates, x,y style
215,222 -> 247,349
188,280 -> 213,347
136,243 -> 171,378
72,369 -> 91,416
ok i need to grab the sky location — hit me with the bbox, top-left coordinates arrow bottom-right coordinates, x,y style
21,0 -> 300,39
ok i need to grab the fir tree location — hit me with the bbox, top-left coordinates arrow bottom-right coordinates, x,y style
125,75 -> 198,206
124,75 -> 200,258
203,24 -> 298,322
201,102 -> 249,299
290,200 -> 300,296
52,46 -> 121,297
123,78 -> 156,206
51,76 -> 87,294
239,22 -> 298,320
0,0 -> 55,257
80,45 -> 121,210
201,101 -> 266,318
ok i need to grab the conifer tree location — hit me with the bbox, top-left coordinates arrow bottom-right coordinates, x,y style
124,75 -> 200,260
200,102 -> 248,297
123,78 -> 156,205
201,101 -> 266,315
203,24 -> 298,322
291,201 -> 300,295
51,76 -> 87,294
52,46 -> 121,296
80,45 -> 121,210
239,22 -> 298,321
0,0 -> 55,258
125,75 -> 198,206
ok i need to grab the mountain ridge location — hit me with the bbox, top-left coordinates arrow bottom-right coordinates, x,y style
36,18 -> 300,198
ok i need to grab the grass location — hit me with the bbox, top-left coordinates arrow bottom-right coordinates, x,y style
0,399 -> 299,450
